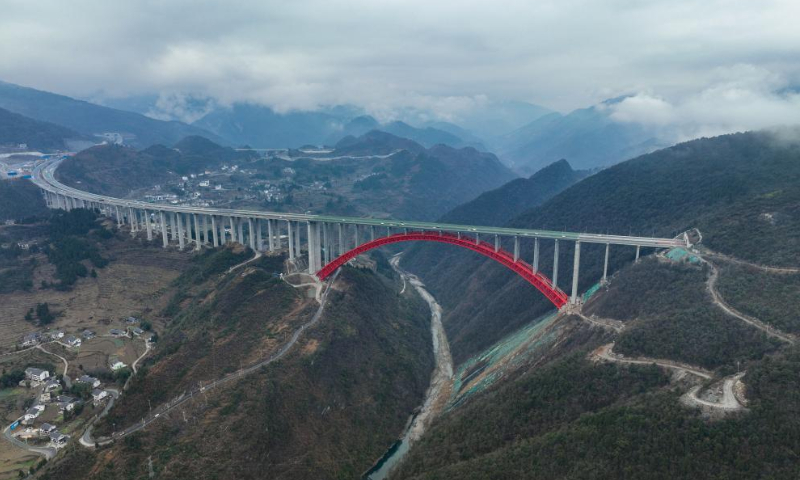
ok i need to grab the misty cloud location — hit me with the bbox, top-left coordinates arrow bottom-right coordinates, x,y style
609,65 -> 800,143
1,0 -> 800,136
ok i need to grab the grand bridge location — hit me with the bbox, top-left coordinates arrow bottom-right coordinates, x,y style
32,159 -> 688,309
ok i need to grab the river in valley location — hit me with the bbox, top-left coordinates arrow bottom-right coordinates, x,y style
365,254 -> 454,480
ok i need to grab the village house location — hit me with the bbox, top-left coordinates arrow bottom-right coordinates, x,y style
25,367 -> 50,382
48,330 -> 65,340
56,395 -> 79,412
39,391 -> 52,403
49,431 -> 69,447
130,326 -> 144,336
24,407 -> 42,421
109,328 -> 127,337
82,329 -> 96,339
109,359 -> 127,371
64,335 -> 82,347
43,378 -> 60,392
21,332 -> 41,347
77,375 -> 101,388
92,389 -> 109,402
39,423 -> 56,434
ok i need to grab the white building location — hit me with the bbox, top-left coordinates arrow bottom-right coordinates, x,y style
110,360 -> 127,371
92,389 -> 109,402
25,367 -> 50,382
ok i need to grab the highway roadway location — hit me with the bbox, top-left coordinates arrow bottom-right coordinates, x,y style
32,159 -> 686,249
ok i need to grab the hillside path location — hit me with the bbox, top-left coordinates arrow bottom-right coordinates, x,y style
593,343 -> 746,411
700,257 -> 796,344
592,343 -> 712,379
37,343 -> 71,388
80,270 -> 340,447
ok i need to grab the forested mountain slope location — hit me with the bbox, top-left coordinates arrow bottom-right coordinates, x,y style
393,129 -> 800,480
56,137 -> 256,198
439,159 -> 589,226
0,107 -> 90,151
0,179 -> 48,221
38,249 -> 433,480
403,129 -> 800,364
0,81 -> 223,148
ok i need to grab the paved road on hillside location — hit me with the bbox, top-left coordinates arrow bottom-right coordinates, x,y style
3,423 -> 56,460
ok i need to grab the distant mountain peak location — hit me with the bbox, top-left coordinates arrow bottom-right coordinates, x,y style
173,135 -> 224,155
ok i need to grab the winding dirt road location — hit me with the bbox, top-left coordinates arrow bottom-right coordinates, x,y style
702,258 -> 796,344
37,343 -> 71,388
682,373 -> 746,411
592,343 -> 712,379
592,343 -> 746,411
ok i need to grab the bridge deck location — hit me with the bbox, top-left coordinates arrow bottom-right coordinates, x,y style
33,159 -> 686,249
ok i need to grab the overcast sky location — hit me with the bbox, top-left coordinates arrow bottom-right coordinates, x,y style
2,0 -> 800,134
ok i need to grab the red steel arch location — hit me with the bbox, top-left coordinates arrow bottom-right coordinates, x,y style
316,231 -> 568,308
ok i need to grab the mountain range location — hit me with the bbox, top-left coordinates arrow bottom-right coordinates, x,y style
0,107 -> 92,151
491,97 -> 666,174
0,80 -> 679,174
0,81 -> 223,148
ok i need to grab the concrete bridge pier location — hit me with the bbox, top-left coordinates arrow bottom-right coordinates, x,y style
338,224 -> 344,256
128,208 -> 137,234
635,245 -> 641,262
115,206 -> 122,227
256,219 -> 264,251
287,219 -> 295,260
307,221 -> 318,274
533,238 -> 540,273
603,243 -> 610,284
160,212 -> 168,248
570,241 -> 581,305
267,219 -> 275,251
193,214 -> 201,250
552,239 -> 560,288
370,226 -> 375,242
145,210 -> 153,241
322,223 -> 329,265
177,214 -> 185,250
237,218 -> 245,247
227,217 -> 235,243
494,235 -> 500,253
248,218 -> 256,250
211,216 -> 219,247
513,236 -> 520,262
294,222 -> 301,259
